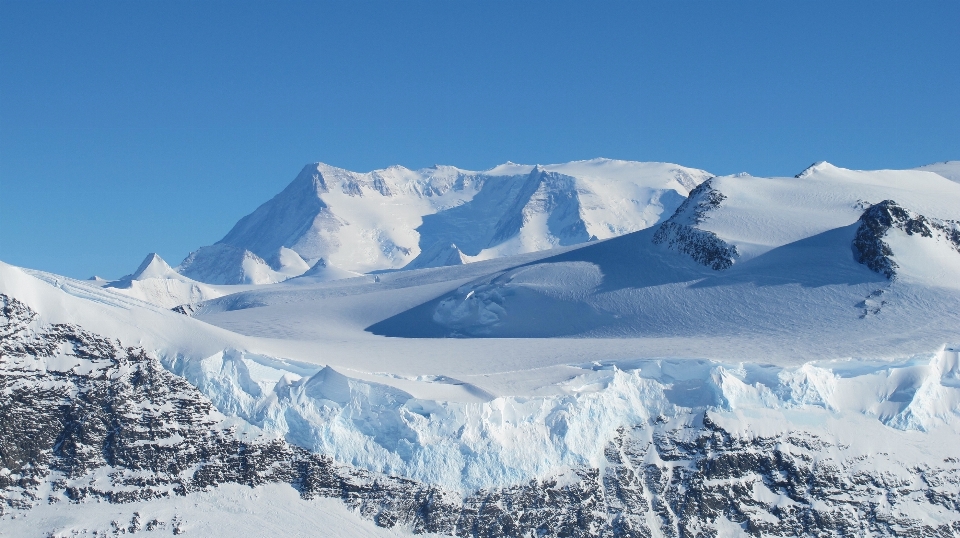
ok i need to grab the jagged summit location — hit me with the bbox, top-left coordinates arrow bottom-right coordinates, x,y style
652,179 -> 739,270
174,159 -> 712,284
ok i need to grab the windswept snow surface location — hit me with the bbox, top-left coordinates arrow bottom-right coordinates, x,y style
175,159 -> 711,283
99,253 -> 240,309
2,161 -> 960,534
2,259 -> 960,496
368,162 -> 960,341
915,160 -> 960,183
0,483 -> 419,538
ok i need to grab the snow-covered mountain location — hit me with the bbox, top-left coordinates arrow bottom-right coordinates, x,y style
370,162 -> 960,340
99,253 -> 228,309
2,254 -> 960,536
2,160 -> 959,536
176,159 -> 711,284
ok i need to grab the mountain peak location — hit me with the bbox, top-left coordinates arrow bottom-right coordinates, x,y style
131,253 -> 176,280
106,252 -> 183,290
404,242 -> 467,270
795,161 -> 839,178
176,159 -> 714,283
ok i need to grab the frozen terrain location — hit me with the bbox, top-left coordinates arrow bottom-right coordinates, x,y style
1,160 -> 959,536
173,159 -> 711,284
98,253 -> 242,310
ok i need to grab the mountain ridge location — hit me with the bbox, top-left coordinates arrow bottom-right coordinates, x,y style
2,159 -> 960,536
174,159 -> 712,284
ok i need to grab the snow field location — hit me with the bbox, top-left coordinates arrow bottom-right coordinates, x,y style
0,482 -> 424,537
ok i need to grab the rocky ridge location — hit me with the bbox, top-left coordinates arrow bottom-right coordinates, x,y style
2,293 -> 959,536
853,200 -> 960,279
652,179 -> 740,270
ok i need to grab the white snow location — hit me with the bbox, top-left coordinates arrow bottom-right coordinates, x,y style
2,160 -> 960,534
100,253 -> 235,309
173,158 -> 711,282
0,482 -> 422,537
914,160 -> 960,183
698,162 -> 960,263
4,253 -> 960,493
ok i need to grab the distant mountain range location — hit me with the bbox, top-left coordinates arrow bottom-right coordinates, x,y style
2,159 -> 960,536
173,159 -> 712,284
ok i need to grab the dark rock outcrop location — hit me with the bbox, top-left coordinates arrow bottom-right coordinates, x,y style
653,179 -> 740,270
2,293 -> 958,536
853,200 -> 960,279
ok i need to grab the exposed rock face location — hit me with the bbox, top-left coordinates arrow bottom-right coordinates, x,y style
652,179 -> 740,270
2,293 -> 959,536
853,200 -> 960,278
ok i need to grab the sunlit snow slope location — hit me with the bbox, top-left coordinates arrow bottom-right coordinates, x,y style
175,159 -> 711,283
368,162 -> 960,344
99,253 -> 232,309
2,161 -> 960,536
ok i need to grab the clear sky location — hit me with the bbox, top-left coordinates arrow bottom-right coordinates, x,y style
1,1 -> 958,279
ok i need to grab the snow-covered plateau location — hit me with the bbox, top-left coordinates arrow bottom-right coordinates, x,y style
1,159 -> 960,537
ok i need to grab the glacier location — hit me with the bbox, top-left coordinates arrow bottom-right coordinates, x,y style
2,159 -> 960,536
159,345 -> 960,493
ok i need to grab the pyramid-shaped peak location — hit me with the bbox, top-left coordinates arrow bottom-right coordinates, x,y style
106,252 -> 186,289
795,161 -> 840,178
301,257 -> 328,276
403,242 -> 467,270
131,253 -> 176,280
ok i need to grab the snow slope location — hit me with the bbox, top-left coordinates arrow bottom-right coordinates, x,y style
366,162 -> 960,343
176,159 -> 711,283
101,253 -> 232,309
915,160 -> 960,183
0,483 -> 420,538
3,263 -> 958,501
1,261 -> 246,359
2,160 -> 960,536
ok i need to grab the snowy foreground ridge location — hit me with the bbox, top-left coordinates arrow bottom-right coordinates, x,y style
1,159 -> 960,537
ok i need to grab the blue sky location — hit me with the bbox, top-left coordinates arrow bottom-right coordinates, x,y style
1,0 -> 958,279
